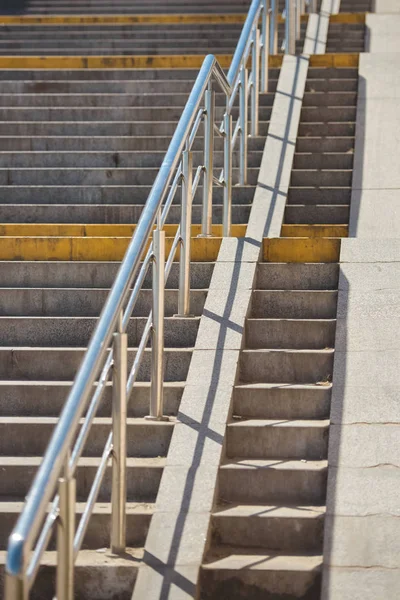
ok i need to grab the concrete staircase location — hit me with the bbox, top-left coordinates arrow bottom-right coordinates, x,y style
326,22 -> 366,53
201,238 -> 339,600
0,13 -> 279,595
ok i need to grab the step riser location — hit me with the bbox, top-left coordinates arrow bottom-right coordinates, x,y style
219,469 -> 327,504
0,290 -> 206,317
284,205 -> 350,224
233,387 -> 331,420
290,171 -> 352,187
245,320 -> 336,350
293,155 -> 353,170
296,138 -> 354,153
251,291 -> 338,319
0,349 -> 191,381
226,426 -> 328,460
0,463 -> 162,502
239,352 -> 334,384
212,515 -> 324,552
288,188 -> 350,205
0,317 -> 199,347
0,384 -> 182,418
256,264 -> 339,291
0,421 -> 173,457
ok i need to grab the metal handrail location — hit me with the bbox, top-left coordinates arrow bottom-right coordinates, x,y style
4,1 -> 312,599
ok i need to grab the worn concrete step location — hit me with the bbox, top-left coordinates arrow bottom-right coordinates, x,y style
0,288 -> 206,316
0,166 -> 260,186
201,549 -> 322,600
300,106 -> 356,122
0,93 -> 274,109
290,169 -> 352,187
245,319 -> 336,349
296,136 -> 355,153
0,80 -> 205,94
0,120 -> 271,137
212,504 -> 325,552
0,150 -> 263,169
0,456 -> 164,501
0,134 -> 267,152
0,316 -> 199,347
293,153 -> 353,170
0,501 -> 153,549
284,204 -> 350,224
239,349 -> 334,385
0,380 -> 183,418
281,224 -> 348,238
256,263 -> 339,290
0,417 -> 174,457
307,68 -> 358,80
305,78 -> 358,92
0,184 -> 255,205
0,548 -> 142,600
0,260 -> 214,288
251,290 -> 338,319
326,44 -> 365,52
0,347 -> 192,381
288,187 -> 351,205
226,419 -> 329,460
0,46 -> 241,56
298,122 -> 355,136
302,92 -> 357,107
233,383 -> 332,420
0,203 -> 251,224
262,238 -> 341,264
219,459 -> 328,505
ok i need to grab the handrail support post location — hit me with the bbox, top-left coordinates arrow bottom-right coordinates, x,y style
261,0 -> 269,93
285,0 -> 296,54
201,88 -> 215,237
110,319 -> 128,554
251,27 -> 260,136
239,66 -> 248,185
223,113 -> 232,237
178,150 -> 193,316
148,227 -> 166,420
56,465 -> 75,600
270,0 -> 278,54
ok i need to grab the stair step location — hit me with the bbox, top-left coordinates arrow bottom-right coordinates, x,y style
0,417 -> 174,457
0,347 -> 192,380
226,420 -> 329,460
296,137 -> 355,153
256,263 -> 339,290
245,318 -> 336,349
284,203 -> 350,224
288,187 -> 350,205
293,152 -> 353,170
0,380 -> 184,417
0,501 -> 153,549
201,548 -> 322,600
239,349 -> 334,384
290,170 -> 352,187
219,459 -> 328,505
233,383 -> 332,420
0,456 -> 164,501
212,504 -> 325,552
251,290 -> 338,319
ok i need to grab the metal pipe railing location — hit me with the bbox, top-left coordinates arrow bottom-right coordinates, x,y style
4,1 -> 317,598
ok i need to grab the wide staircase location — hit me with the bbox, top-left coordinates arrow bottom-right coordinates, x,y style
1,1 -> 369,599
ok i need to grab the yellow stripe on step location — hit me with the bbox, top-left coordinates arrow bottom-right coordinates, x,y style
263,238 -> 341,263
330,13 -> 366,24
309,53 -> 359,68
281,224 -> 348,238
0,13 -> 305,26
0,236 -> 222,261
0,54 -> 283,70
0,223 -> 247,238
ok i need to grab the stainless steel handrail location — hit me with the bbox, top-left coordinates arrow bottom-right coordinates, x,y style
4,1 -> 310,599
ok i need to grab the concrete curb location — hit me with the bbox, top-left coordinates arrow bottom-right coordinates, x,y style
303,0 -> 341,55
131,53 -> 309,600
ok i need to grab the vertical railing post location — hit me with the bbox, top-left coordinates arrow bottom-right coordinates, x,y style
261,0 -> 269,93
309,0 -> 318,12
223,112 -> 232,237
285,0 -> 296,54
4,573 -> 26,600
149,223 -> 165,419
296,0 -> 301,41
239,66 -> 248,186
251,27 -> 260,137
269,0 -> 278,55
178,149 -> 193,316
56,459 -> 75,600
110,312 -> 127,554
202,86 -> 215,237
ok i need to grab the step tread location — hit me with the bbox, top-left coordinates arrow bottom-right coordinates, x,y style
203,547 -> 323,570
0,456 -> 165,467
234,382 -> 332,390
227,419 -> 330,429
220,459 -> 328,471
0,547 -> 143,566
0,501 -> 154,514
213,504 -> 326,519
0,416 -> 176,426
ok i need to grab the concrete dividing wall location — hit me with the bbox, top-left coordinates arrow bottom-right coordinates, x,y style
322,17 -> 400,600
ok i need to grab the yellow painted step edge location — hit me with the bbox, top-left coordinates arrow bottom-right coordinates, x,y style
281,224 -> 348,238
0,14 -> 306,26
263,238 -> 341,263
309,53 -> 359,68
330,13 -> 366,24
0,236 -> 222,261
0,223 -> 246,237
0,54 -> 283,70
